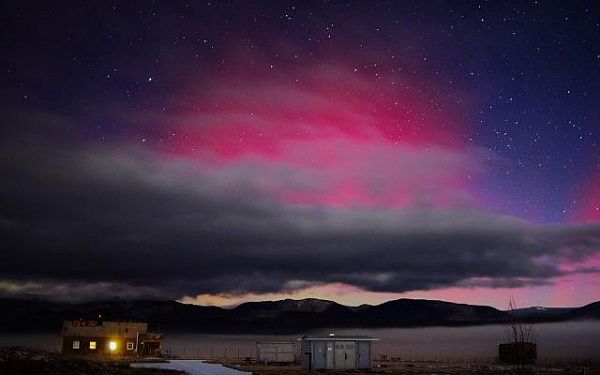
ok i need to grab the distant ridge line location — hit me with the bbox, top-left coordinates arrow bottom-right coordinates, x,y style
0,297 -> 597,334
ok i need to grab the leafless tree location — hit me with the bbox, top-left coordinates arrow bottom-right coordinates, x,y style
505,295 -> 537,344
504,295 -> 537,375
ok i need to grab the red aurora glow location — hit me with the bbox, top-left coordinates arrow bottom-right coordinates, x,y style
146,65 -> 478,208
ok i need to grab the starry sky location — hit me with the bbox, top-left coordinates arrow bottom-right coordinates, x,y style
1,1 -> 599,308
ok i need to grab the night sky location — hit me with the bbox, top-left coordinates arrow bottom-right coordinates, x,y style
1,1 -> 599,308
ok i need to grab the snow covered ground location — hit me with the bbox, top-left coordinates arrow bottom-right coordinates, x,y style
131,360 -> 251,375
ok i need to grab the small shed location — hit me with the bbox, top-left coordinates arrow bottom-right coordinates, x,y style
300,335 -> 377,370
256,341 -> 296,363
498,342 -> 537,364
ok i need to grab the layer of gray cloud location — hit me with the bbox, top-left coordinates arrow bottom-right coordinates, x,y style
1,133 -> 599,302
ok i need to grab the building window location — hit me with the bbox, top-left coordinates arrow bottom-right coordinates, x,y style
89,341 -> 96,349
72,340 -> 80,349
127,342 -> 134,351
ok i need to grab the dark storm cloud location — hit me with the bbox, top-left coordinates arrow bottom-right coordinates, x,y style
1,132 -> 600,302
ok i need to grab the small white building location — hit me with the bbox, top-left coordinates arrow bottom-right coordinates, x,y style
300,335 -> 377,370
256,341 -> 296,363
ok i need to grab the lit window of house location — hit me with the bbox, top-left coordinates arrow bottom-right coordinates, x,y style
72,340 -> 80,349
89,341 -> 97,349
127,342 -> 134,351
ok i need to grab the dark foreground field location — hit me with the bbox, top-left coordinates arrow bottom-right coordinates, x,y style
0,347 -> 181,375
222,358 -> 600,375
2,347 -> 599,375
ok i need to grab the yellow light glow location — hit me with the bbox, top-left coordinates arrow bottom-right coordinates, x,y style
109,341 -> 117,351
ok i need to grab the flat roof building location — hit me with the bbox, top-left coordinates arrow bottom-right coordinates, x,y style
300,335 -> 377,370
256,341 -> 297,363
61,320 -> 162,357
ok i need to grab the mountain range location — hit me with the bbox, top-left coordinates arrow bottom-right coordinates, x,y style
1,298 -> 598,334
